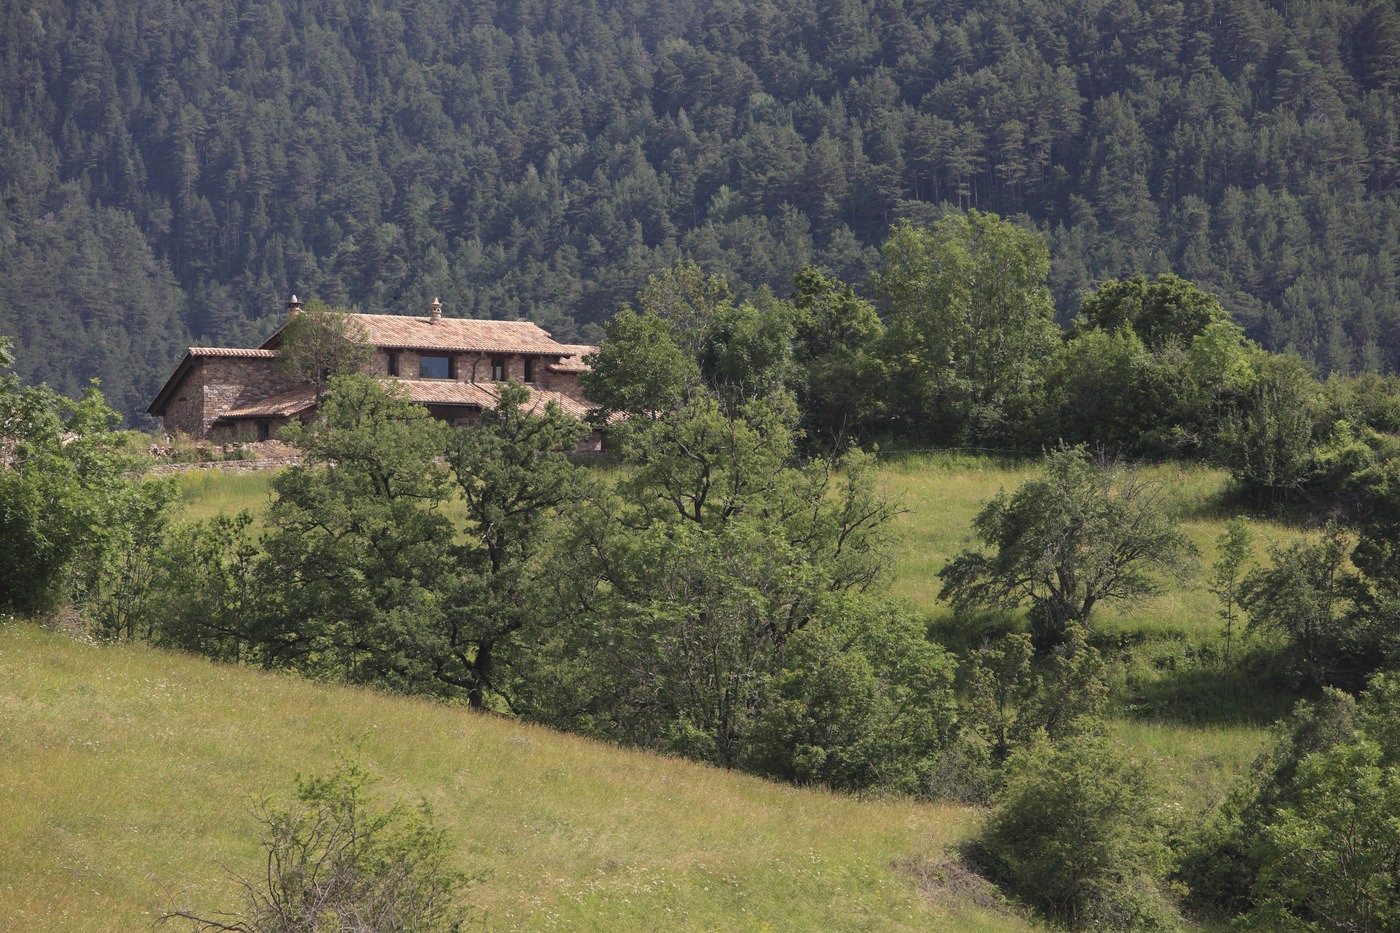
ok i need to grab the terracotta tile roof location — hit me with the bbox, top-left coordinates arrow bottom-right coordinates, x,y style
395,380 -> 592,419
218,386 -> 318,419
261,313 -> 571,356
188,347 -> 279,358
547,359 -> 589,374
397,380 -> 503,408
548,344 -> 597,374
519,388 -> 592,420
148,346 -> 281,415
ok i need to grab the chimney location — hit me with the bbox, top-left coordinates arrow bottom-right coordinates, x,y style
287,294 -> 303,316
430,297 -> 442,324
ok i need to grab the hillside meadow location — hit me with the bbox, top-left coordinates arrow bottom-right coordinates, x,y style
0,623 -> 1024,933
881,453 -> 1305,812
0,453 -> 1314,929
169,455 -> 1299,810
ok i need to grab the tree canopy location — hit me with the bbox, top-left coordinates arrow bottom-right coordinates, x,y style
5,0 -> 1400,422
939,446 -> 1197,648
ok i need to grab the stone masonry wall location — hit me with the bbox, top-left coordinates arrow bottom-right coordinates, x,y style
457,352 -> 490,382
188,358 -> 301,438
161,369 -> 206,437
149,456 -> 301,476
541,369 -> 587,402
202,357 -> 302,436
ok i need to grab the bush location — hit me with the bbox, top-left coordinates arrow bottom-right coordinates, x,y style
971,734 -> 1180,930
168,759 -> 469,933
1180,675 -> 1400,929
0,344 -> 173,614
741,598 -> 958,794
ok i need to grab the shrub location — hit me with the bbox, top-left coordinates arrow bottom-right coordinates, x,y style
1182,675 -> 1400,929
971,734 -> 1180,930
167,759 -> 469,933
0,343 -> 172,614
741,598 -> 958,794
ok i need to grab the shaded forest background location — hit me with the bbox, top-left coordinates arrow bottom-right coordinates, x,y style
2,0 -> 1399,423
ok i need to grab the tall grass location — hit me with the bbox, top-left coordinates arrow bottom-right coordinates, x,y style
0,624 -> 1027,933
172,469 -> 277,523
156,455 -> 1306,833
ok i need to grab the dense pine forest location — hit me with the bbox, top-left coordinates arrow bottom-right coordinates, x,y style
2,0 -> 1400,422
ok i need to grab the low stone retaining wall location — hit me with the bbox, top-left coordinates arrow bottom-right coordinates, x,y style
149,456 -> 300,475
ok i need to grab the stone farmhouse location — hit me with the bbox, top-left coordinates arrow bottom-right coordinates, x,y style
148,298 -> 600,446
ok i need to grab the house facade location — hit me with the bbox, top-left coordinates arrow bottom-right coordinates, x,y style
148,298 -> 600,446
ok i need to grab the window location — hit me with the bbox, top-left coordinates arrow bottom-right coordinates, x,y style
523,358 -> 535,383
420,355 -> 452,379
491,357 -> 507,381
386,351 -> 399,376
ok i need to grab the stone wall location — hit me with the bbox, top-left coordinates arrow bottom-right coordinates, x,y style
162,357 -> 304,439
161,380 -> 205,437
541,369 -> 587,402
149,456 -> 301,476
197,358 -> 302,438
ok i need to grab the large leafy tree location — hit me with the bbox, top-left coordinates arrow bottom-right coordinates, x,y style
563,392 -> 904,765
439,382 -> 590,709
579,307 -> 700,422
552,315 -> 925,774
275,300 -> 373,401
740,595 -> 958,794
939,445 -> 1197,649
255,375 -> 592,710
1040,277 -> 1257,457
787,266 -> 886,445
259,375 -> 455,683
0,335 -> 173,614
877,211 -> 1058,439
1074,274 -> 1231,351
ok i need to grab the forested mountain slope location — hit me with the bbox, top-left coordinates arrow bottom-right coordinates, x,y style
3,0 -> 1399,422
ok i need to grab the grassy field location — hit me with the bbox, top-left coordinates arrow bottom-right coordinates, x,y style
171,469 -> 277,523
879,451 -> 1316,801
876,452 -> 1309,810
164,455 -> 1301,805
98,452 -> 1315,924
0,623 -> 1027,933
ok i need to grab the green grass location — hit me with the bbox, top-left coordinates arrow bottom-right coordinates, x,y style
875,454 -> 1307,809
0,623 -> 1030,933
1110,720 -> 1267,817
146,454 -> 1309,875
172,469 -> 278,523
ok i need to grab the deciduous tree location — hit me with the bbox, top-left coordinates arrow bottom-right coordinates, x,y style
939,446 -> 1196,649
877,211 -> 1058,439
275,300 -> 373,402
